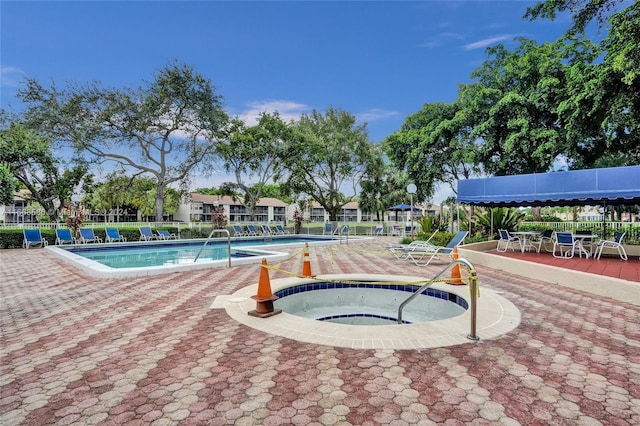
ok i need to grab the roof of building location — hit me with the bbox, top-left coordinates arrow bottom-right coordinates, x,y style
189,193 -> 289,207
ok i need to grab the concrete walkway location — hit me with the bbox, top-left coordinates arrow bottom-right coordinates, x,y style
1,238 -> 638,425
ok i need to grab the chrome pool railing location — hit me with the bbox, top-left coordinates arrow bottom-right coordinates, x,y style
194,229 -> 231,267
397,257 -> 479,341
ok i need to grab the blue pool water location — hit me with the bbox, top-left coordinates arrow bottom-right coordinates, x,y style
274,282 -> 467,325
63,236 -> 336,268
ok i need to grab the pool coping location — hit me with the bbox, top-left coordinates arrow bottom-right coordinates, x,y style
215,273 -> 521,350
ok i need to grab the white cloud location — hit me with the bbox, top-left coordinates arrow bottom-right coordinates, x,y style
234,100 -> 310,125
1,66 -> 27,87
463,34 -> 513,50
356,108 -> 401,123
418,31 -> 465,49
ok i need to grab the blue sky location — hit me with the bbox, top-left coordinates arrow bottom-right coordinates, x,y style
1,1 -> 573,201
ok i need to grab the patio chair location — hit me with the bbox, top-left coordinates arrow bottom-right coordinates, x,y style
552,232 -> 578,258
246,224 -> 259,236
334,224 -> 349,236
369,224 -> 384,236
404,225 -> 417,237
594,232 -> 628,261
261,224 -> 274,235
404,231 -> 468,266
323,223 -> 333,235
388,224 -> 401,236
79,228 -> 103,244
388,240 -> 435,260
530,229 -> 554,253
105,227 -> 127,243
497,229 -> 522,252
23,229 -> 48,249
55,228 -> 76,245
386,231 -> 437,252
232,225 -> 247,237
156,229 -> 177,240
139,226 -> 158,241
274,224 -> 289,234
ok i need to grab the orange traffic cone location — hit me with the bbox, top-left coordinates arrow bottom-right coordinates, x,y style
249,259 -> 282,317
448,247 -> 464,285
301,243 -> 314,277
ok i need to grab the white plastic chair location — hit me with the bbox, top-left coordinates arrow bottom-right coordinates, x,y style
552,232 -> 578,258
497,229 -> 522,252
594,232 -> 628,261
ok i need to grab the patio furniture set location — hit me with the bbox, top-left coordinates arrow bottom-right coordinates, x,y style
497,229 -> 628,260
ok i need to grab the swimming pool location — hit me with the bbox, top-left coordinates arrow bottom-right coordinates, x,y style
46,235 -> 359,278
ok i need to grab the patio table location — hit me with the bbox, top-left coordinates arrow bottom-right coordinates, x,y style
511,231 -> 540,253
573,233 -> 598,258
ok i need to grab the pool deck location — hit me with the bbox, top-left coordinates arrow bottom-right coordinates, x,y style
1,237 -> 639,425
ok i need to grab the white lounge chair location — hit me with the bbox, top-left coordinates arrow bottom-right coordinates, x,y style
404,231 -> 468,266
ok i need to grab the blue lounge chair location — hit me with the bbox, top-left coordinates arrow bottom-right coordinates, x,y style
23,229 -> 48,249
139,226 -> 158,241
334,225 -> 349,236
274,225 -> 289,234
261,224 -> 274,235
232,225 -> 246,237
55,229 -> 76,245
105,227 -> 127,243
156,229 -> 177,240
404,231 -> 468,266
79,228 -> 103,244
246,225 -> 259,236
323,223 -> 333,235
370,224 -> 384,236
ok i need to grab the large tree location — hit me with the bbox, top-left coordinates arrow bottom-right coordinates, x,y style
0,122 -> 89,222
213,112 -> 291,221
17,61 -> 228,222
283,107 -> 376,222
461,38 -> 576,175
524,0 -> 626,33
0,164 -> 15,206
384,101 -> 478,199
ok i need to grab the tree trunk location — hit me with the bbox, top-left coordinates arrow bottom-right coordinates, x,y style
155,183 -> 164,223
532,206 -> 542,221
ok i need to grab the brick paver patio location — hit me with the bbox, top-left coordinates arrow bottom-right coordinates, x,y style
1,238 -> 638,425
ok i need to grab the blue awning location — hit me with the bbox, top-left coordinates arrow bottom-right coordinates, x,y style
457,166 -> 640,207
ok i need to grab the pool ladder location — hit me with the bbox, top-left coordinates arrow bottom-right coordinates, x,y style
397,258 -> 480,341
194,229 -> 231,267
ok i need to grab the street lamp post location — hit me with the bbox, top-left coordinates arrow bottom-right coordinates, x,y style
407,183 -> 417,239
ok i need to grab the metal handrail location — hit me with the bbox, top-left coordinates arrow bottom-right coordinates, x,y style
194,229 -> 231,267
397,257 -> 479,341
